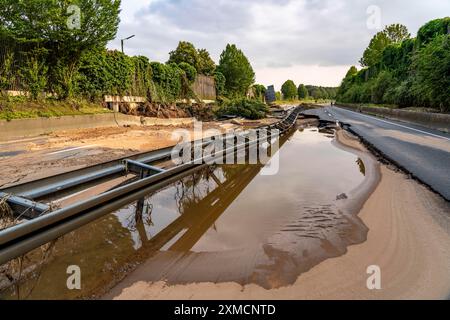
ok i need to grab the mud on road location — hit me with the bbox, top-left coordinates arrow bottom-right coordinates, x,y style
0,121 -> 249,188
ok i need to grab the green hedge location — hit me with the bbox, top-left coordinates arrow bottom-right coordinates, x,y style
337,18 -> 450,112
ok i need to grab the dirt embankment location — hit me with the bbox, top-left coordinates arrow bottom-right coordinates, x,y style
108,129 -> 450,300
120,102 -> 215,121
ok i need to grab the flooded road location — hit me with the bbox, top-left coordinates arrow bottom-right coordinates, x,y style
0,127 -> 371,299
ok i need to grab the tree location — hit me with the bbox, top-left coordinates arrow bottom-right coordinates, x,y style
168,41 -> 199,69
384,24 -> 411,43
345,66 -> 358,78
275,91 -> 281,101
281,80 -> 297,100
178,62 -> 197,83
217,44 -> 255,97
253,84 -> 266,102
416,17 -> 450,47
0,0 -> 121,99
359,32 -> 391,67
214,71 -> 226,97
197,49 -> 216,75
360,24 -> 410,67
310,87 -> 322,100
297,84 -> 308,99
168,42 -> 216,76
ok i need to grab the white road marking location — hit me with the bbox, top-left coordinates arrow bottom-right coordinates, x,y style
332,108 -> 450,141
48,145 -> 96,155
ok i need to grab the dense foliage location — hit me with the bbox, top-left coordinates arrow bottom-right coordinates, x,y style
252,84 -> 266,102
0,2 -> 268,119
281,80 -> 297,100
337,18 -> 450,112
297,84 -> 308,99
306,86 -> 338,100
217,44 -> 255,97
167,41 -> 216,76
277,80 -> 337,100
359,24 -> 410,67
0,0 -> 121,99
215,97 -> 269,120
214,71 -> 226,98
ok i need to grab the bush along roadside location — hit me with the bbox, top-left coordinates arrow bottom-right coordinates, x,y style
215,98 -> 269,120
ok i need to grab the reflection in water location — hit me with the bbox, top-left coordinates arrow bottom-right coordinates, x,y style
0,127 -> 368,299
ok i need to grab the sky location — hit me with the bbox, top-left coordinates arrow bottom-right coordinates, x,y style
108,0 -> 450,90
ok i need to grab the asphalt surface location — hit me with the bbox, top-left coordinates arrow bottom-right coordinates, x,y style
304,106 -> 450,201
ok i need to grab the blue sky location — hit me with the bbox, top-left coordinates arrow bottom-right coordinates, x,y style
108,0 -> 450,89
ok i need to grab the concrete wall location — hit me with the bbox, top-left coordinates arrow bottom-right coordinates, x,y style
0,113 -> 194,141
103,95 -> 146,112
337,104 -> 450,133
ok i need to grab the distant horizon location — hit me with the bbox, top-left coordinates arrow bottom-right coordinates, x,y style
108,0 -> 450,90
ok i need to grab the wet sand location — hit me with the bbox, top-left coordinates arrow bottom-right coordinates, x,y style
108,129 -> 450,300
0,122 -> 236,188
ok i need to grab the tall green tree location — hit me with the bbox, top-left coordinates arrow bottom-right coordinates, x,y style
359,32 -> 391,67
197,48 -> 216,76
217,44 -> 255,97
178,62 -> 197,83
360,24 -> 410,67
281,80 -> 297,100
0,0 -> 121,99
297,84 -> 308,99
384,24 -> 411,43
168,42 -> 216,76
168,41 -> 199,69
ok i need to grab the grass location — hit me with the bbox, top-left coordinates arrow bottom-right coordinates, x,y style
0,96 -> 112,121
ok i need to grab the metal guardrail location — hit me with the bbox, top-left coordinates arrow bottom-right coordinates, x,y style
0,107 -> 303,265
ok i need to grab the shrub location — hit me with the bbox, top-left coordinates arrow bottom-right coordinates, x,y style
20,54 -> 48,100
215,98 -> 269,120
214,71 -> 226,98
0,52 -> 14,91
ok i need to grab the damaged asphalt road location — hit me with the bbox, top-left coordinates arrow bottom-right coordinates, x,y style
303,106 -> 450,201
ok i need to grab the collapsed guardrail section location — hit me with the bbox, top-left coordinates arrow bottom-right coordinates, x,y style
0,107 -> 303,265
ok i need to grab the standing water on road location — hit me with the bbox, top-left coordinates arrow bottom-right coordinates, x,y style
0,127 -> 371,299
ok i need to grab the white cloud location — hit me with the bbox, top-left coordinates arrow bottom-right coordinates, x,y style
109,0 -> 450,89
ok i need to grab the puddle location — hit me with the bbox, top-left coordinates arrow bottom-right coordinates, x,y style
0,127 -> 371,299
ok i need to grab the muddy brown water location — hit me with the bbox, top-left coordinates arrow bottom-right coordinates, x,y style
0,127 -> 369,299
